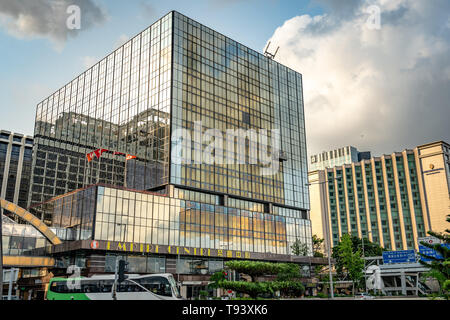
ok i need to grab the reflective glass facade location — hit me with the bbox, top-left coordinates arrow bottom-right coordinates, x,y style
1,221 -> 49,256
30,11 -> 309,218
1,214 -> 65,256
30,13 -> 173,214
30,186 -> 97,240
29,11 -> 311,256
32,185 -> 312,255
104,253 -> 166,274
171,12 -> 309,209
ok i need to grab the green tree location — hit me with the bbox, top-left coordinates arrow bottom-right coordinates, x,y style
217,260 -> 305,299
208,270 -> 227,289
419,215 -> 450,299
291,238 -> 309,256
312,235 -> 325,257
333,234 -> 365,295
331,233 -> 383,279
276,263 -> 301,281
350,234 -> 385,257
218,280 -> 269,299
310,235 -> 327,278
199,290 -> 209,300
224,260 -> 285,282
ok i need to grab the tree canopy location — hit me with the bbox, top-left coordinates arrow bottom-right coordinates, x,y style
332,234 -> 365,293
291,238 -> 309,256
212,260 -> 305,299
224,260 -> 292,281
312,235 -> 325,257
350,234 -> 385,257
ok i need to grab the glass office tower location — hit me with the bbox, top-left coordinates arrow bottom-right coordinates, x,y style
30,13 -> 173,216
29,11 -> 310,251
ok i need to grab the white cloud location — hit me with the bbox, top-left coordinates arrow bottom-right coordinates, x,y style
267,0 -> 450,156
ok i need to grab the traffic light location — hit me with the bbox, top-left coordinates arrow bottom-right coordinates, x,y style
118,260 -> 128,283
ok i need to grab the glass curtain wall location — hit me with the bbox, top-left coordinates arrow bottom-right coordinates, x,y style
170,11 -> 309,210
30,13 -> 173,210
33,185 -> 313,256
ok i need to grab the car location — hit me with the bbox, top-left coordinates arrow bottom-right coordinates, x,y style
356,293 -> 375,300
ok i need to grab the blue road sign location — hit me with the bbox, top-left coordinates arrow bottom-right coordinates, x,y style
419,244 -> 450,262
382,250 -> 416,264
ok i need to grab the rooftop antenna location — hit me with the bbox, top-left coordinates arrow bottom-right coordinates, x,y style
264,41 -> 280,60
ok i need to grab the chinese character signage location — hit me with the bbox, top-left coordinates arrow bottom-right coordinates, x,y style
382,250 -> 416,264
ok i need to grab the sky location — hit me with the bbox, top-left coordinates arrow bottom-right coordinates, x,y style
0,0 -> 448,157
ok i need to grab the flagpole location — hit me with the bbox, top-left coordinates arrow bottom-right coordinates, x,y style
90,152 -> 93,185
85,153 -> 89,187
124,156 -> 127,189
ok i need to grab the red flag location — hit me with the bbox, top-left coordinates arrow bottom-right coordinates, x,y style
126,154 -> 137,161
94,148 -> 108,159
87,148 -> 109,162
93,149 -> 101,159
86,152 -> 94,162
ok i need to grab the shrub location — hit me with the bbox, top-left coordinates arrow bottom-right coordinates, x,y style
218,280 -> 305,299
199,290 -> 209,299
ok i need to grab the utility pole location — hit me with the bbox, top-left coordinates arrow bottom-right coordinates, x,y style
362,235 -> 366,293
326,215 -> 334,299
307,178 -> 337,299
177,252 -> 180,285
362,230 -> 372,293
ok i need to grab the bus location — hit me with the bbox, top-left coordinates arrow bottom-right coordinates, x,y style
46,274 -> 182,300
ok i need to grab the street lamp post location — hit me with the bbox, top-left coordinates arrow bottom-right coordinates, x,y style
306,176 -> 340,299
177,252 -> 180,285
112,256 -> 119,300
327,235 -> 334,299
362,230 -> 372,293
